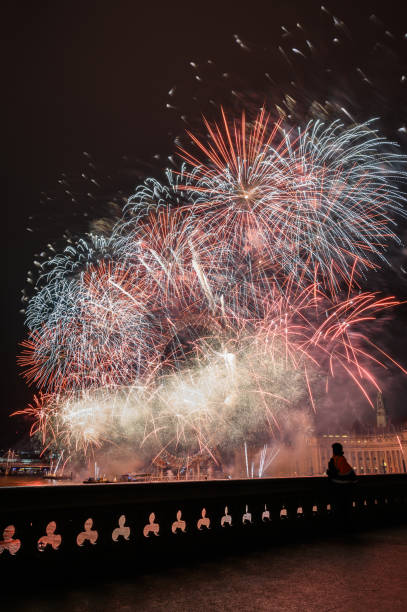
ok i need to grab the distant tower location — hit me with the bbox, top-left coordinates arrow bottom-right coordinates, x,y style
376,392 -> 387,428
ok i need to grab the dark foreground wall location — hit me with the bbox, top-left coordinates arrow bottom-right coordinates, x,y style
1,475 -> 407,581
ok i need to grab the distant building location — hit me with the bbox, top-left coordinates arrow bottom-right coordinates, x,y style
237,394 -> 407,478
306,429 -> 407,476
376,391 -> 387,428
0,449 -> 50,475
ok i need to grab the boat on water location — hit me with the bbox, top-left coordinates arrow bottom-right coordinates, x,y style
120,472 -> 151,482
83,476 -> 115,484
43,473 -> 73,481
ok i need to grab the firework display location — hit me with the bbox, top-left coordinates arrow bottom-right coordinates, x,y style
180,114 -> 406,295
16,108 -> 407,464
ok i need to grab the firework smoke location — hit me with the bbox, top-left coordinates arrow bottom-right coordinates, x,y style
16,110 -> 407,467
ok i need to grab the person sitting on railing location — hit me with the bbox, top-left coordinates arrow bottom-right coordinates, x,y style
327,443 -> 357,483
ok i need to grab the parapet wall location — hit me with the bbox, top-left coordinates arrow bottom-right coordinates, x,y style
1,475 -> 407,578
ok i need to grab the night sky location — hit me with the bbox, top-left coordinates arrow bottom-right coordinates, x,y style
3,0 -> 407,447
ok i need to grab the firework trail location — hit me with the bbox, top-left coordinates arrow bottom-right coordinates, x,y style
16,108 -> 407,463
178,111 -> 406,296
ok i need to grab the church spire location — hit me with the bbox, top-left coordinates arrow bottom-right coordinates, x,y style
376,391 -> 387,428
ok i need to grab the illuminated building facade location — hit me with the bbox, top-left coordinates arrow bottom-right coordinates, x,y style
249,393 -> 407,478
291,393 -> 407,477
306,429 -> 407,476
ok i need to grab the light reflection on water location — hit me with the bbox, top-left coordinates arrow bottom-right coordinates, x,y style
0,475 -> 78,487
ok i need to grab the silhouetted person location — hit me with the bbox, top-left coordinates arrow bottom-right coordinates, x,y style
327,443 -> 357,483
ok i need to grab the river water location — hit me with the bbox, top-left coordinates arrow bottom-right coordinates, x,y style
0,475 -> 78,487
4,525 -> 407,612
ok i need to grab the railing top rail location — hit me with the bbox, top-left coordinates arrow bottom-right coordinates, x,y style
1,474 -> 406,513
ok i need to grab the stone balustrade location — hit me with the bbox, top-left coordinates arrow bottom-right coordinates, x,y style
1,475 -> 406,576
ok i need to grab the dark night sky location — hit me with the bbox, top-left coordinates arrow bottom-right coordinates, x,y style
3,1 -> 407,446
